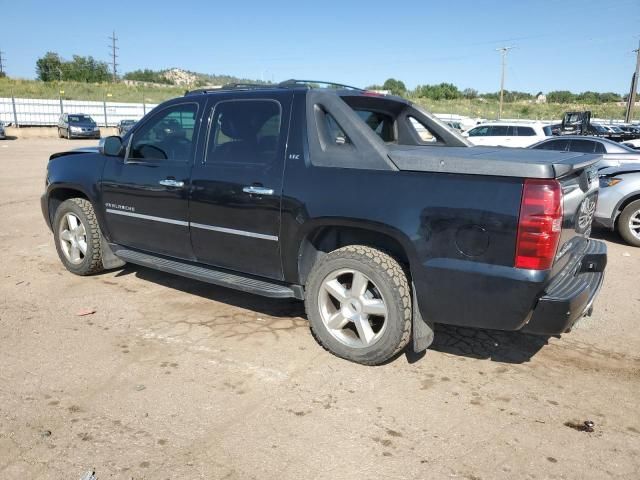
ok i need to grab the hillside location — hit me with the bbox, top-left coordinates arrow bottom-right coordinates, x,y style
0,76 -> 636,121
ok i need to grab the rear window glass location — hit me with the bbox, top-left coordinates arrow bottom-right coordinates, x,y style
490,125 -> 509,136
206,99 -> 282,165
533,139 -> 569,151
517,126 -> 536,136
356,110 -> 394,142
408,117 -> 437,143
570,140 -> 596,153
543,126 -> 552,136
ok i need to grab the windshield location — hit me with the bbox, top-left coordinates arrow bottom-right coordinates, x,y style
69,115 -> 94,124
543,126 -> 552,136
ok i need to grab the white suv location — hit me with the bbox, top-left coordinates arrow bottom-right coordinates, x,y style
463,122 -> 552,148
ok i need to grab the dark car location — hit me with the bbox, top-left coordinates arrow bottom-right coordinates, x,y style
117,119 -> 136,136
41,80 -> 606,365
57,114 -> 101,139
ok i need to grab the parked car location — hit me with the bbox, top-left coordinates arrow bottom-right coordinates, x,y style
463,122 -> 552,147
530,136 -> 640,169
599,125 -> 624,142
595,164 -> 640,246
41,81 -> 606,365
117,119 -> 137,136
57,114 -> 101,139
616,125 -> 639,141
0,121 -> 5,139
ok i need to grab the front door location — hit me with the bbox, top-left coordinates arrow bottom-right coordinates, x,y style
101,101 -> 202,260
189,92 -> 292,280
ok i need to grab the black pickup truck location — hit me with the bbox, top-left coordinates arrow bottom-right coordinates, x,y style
41,80 -> 607,365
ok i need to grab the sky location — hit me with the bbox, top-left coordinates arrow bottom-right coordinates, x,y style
2,0 -> 639,93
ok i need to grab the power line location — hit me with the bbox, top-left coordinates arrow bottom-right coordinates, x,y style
496,46 -> 515,120
108,31 -> 119,82
624,40 -> 640,123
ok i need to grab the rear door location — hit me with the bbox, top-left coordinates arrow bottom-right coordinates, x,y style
188,91 -> 292,280
101,100 -> 203,259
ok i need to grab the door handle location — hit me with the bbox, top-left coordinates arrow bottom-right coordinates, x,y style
159,179 -> 184,188
243,186 -> 274,196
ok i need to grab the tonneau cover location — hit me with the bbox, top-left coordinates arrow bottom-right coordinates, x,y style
388,145 -> 600,179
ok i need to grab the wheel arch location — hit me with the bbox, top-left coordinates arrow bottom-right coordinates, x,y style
295,219 -> 417,286
46,184 -> 92,227
613,192 -> 640,226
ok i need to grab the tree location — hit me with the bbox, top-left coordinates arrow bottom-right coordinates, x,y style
382,78 -> 406,96
36,52 -> 63,82
547,90 -> 575,104
35,52 -> 110,83
415,83 -> 461,100
462,88 -> 478,99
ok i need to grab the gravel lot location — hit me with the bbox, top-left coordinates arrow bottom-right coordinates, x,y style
1,138 -> 639,480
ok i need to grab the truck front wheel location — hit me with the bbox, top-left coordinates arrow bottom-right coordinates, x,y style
305,245 -> 412,365
53,198 -> 104,275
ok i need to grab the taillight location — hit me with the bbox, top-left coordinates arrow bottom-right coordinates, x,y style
515,179 -> 563,270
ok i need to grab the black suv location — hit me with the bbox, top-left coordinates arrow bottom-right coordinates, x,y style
41,80 -> 606,365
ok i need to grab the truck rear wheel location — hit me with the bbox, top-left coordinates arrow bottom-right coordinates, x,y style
53,198 -> 104,275
618,199 -> 640,247
305,245 -> 412,365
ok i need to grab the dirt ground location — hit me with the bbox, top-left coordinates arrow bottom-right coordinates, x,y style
0,138 -> 639,480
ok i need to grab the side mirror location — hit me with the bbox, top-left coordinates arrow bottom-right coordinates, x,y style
99,136 -> 124,157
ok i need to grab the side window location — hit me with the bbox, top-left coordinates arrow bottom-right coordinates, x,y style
490,125 -> 509,136
534,139 -> 569,151
206,99 -> 282,164
517,127 -> 536,136
356,110 -> 395,142
468,126 -> 489,137
324,112 -> 350,146
129,103 -> 198,162
408,117 -> 437,143
593,142 -> 606,154
570,140 -> 596,153
506,126 -> 516,136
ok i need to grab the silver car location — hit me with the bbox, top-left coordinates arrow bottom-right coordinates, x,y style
530,135 -> 640,169
595,164 -> 640,246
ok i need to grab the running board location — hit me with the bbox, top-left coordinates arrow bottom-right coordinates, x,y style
111,245 -> 303,299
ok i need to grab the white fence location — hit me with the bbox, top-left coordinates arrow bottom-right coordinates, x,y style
0,97 -> 160,127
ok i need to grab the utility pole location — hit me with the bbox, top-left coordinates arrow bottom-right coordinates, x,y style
0,49 -> 5,76
496,46 -> 515,120
624,40 -> 640,123
108,31 -> 119,83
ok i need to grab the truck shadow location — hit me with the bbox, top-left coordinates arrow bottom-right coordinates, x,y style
117,264 -> 306,319
426,324 -> 550,364
590,227 -> 627,246
115,265 -> 550,364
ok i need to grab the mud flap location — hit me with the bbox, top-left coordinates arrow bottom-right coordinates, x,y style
101,238 -> 126,269
412,283 -> 434,352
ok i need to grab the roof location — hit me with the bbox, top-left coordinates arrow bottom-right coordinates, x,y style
184,79 -> 366,97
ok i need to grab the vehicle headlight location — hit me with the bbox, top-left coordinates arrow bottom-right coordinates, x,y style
599,177 -> 622,188
93,126 -> 100,131
70,126 -> 81,132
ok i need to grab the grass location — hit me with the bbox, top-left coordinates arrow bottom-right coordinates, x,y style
0,78 -> 184,103
1,78 -> 638,122
410,97 -> 639,122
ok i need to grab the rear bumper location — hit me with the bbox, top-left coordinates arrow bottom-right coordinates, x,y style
521,240 -> 607,335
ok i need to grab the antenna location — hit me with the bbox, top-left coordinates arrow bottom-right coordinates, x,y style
108,31 -> 119,82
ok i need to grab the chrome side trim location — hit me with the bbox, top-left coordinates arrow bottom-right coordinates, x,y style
105,209 -> 189,226
190,222 -> 278,241
105,208 -> 278,241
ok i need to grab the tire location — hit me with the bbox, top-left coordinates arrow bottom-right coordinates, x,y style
57,128 -> 62,138
52,198 -> 104,275
617,199 -> 640,247
66,129 -> 71,140
305,245 -> 412,365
